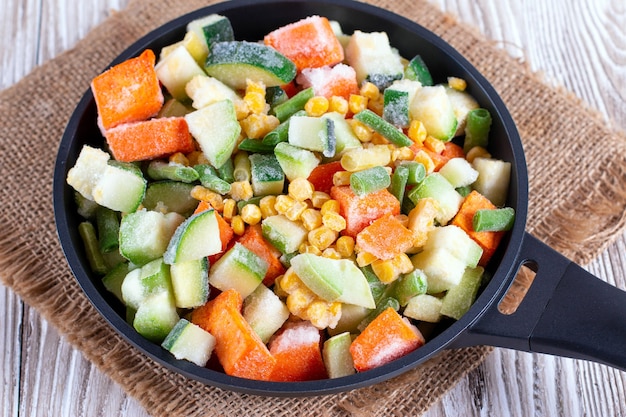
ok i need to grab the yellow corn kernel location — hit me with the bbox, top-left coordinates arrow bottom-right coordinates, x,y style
305,300 -> 342,330
371,258 -> 396,283
407,197 -> 439,249
288,177 -> 315,202
299,242 -> 323,256
424,135 -> 445,154
448,76 -> 467,91
222,198 -> 237,221
348,94 -> 368,114
336,235 -> 355,258
466,146 -> 492,163
340,145 -> 392,172
310,191 -> 331,209
369,132 -> 389,145
274,194 -> 295,215
332,170 -> 352,186
322,210 -> 346,232
234,99 -> 250,120
329,95 -> 349,116
408,119 -> 428,144
367,95 -> 384,116
243,91 -> 268,114
231,215 -> 245,236
229,180 -> 254,202
305,96 -> 330,117
359,82 -> 380,101
168,152 -> 189,166
241,113 -> 280,139
190,185 -> 224,211
287,287 -> 317,315
279,268 -> 302,293
301,208 -> 323,231
241,204 -> 262,225
393,252 -> 414,275
348,118 -> 373,143
246,78 -> 266,95
320,199 -> 340,216
356,251 -> 377,267
186,151 -> 207,166
322,247 -> 342,260
285,200 -> 308,222
391,146 -> 415,162
259,195 -> 278,218
413,149 -> 436,174
308,226 -> 337,251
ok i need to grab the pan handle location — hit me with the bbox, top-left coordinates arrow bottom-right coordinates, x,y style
461,232 -> 626,370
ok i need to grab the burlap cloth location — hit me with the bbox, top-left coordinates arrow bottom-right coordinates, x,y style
1,0 -> 625,415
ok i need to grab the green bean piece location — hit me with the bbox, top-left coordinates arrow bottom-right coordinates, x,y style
389,164 -> 410,203
265,85 -> 288,109
392,269 -> 428,306
472,207 -> 515,232
262,110 -> 306,146
350,165 -> 391,196
456,185 -> 472,197
463,108 -> 492,153
403,161 -> 426,184
271,87 -> 314,122
237,138 -> 275,153
78,221 -> 108,275
146,160 -> 199,183
354,109 -> 413,147
233,151 -> 251,182
404,55 -> 434,86
194,164 -> 231,195
357,296 -> 401,332
96,206 -> 120,253
216,158 -> 235,183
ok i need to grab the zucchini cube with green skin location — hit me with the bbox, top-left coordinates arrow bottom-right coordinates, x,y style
274,142 -> 320,182
121,258 -> 173,310
321,112 -> 361,159
119,210 -> 184,266
162,318 -> 216,367
288,115 -> 336,157
92,161 -> 147,213
408,173 -> 463,225
411,248 -> 468,294
163,208 -> 222,265
102,262 -> 131,304
290,253 -> 376,309
187,14 -> 234,50
261,214 -> 308,254
204,41 -> 297,90
185,74 -> 240,110
243,284 -> 290,343
133,290 -> 179,343
440,266 -> 484,320
185,99 -> 240,169
410,85 -> 458,142
208,242 -> 268,299
345,30 -> 404,87
249,153 -> 285,196
142,181 -> 198,217
438,157 -> 479,188
424,225 -> 483,268
383,80 -> 422,128
404,294 -> 443,323
170,257 -> 209,309
323,332 -> 356,378
155,45 -> 206,101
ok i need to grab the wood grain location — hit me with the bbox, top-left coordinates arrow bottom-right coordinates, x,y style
1,0 -> 625,416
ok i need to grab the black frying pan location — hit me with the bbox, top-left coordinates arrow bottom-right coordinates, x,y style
53,0 -> 626,397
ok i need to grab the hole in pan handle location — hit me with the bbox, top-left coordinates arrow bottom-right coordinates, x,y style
461,232 -> 626,370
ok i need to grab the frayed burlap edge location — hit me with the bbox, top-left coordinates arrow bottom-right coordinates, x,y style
0,0 -> 625,416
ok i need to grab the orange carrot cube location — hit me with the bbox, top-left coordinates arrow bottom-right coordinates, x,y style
451,190 -> 505,266
268,321 -> 328,382
330,185 -> 400,238
296,64 -> 359,100
190,289 -> 276,380
264,16 -> 344,71
104,117 -> 194,162
307,161 -> 344,194
350,307 -> 424,372
356,214 -> 415,260
236,223 -> 286,287
91,49 -> 163,131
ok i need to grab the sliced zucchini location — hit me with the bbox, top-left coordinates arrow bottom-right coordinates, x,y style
408,173 -> 463,225
404,294 -> 443,323
163,208 -> 222,264
287,115 -> 336,157
92,161 -> 147,213
155,45 -> 206,101
274,142 -> 320,182
162,318 -> 216,366
345,30 -> 404,88
249,153 -> 285,196
208,242 -> 268,298
243,284 -> 290,343
185,74 -> 240,110
409,85 -> 458,142
170,257 -> 209,308
133,290 -> 179,343
261,214 -> 308,254
142,181 -> 198,217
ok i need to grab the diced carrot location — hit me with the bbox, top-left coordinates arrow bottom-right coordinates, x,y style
451,190 -> 505,266
236,223 -> 286,286
410,141 -> 466,172
349,307 -> 425,372
268,321 -> 328,382
296,64 -> 359,100
91,49 -> 163,131
104,117 -> 194,162
194,200 -> 234,264
330,185 -> 401,238
264,16 -> 344,71
356,214 -> 415,260
281,81 -> 299,98
190,289 -> 276,380
441,141 -> 466,160
307,161 -> 344,194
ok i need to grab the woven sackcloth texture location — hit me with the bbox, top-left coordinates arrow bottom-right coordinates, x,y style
1,0 -> 626,415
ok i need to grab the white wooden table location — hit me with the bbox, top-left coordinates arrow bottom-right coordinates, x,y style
2,0 -> 625,416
